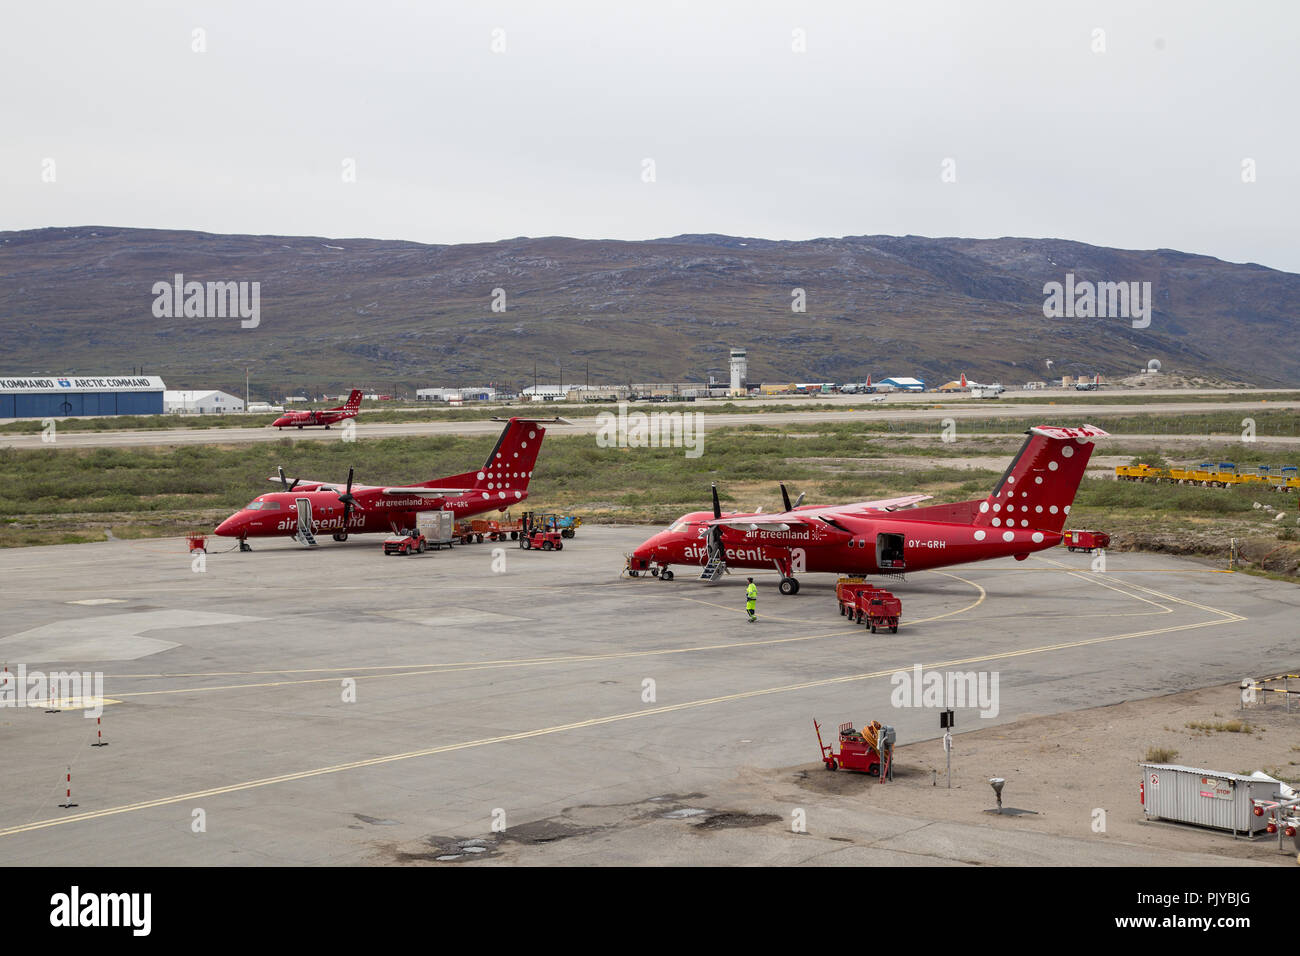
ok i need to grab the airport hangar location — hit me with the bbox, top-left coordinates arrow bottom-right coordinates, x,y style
0,375 -> 165,418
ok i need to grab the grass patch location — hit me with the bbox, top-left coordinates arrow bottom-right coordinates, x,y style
2,419 -> 1298,555
1186,720 -> 1254,734
1145,746 -> 1180,763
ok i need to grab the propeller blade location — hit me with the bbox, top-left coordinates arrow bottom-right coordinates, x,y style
278,466 -> 289,491
711,483 -> 722,520
336,466 -> 364,513
793,491 -> 805,508
780,483 -> 792,512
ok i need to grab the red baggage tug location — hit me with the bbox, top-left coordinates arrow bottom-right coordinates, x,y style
1063,529 -> 1110,553
814,719 -> 895,780
835,577 -> 901,634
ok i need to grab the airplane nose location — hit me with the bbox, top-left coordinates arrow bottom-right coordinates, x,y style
215,516 -> 239,536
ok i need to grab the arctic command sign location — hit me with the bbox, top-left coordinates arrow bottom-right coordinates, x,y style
0,377 -> 162,391
0,376 -> 166,418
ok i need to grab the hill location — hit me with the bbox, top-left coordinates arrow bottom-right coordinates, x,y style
1,227 -> 1295,395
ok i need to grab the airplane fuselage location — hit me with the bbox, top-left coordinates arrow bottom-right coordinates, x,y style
272,409 -> 356,429
630,511 -> 1060,578
216,489 -> 530,539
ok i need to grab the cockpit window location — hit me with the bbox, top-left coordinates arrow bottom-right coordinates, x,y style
245,499 -> 282,511
668,520 -> 691,533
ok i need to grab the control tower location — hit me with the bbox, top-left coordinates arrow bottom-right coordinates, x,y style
729,348 -> 748,395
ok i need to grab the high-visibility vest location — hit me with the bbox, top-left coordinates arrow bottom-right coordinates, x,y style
746,583 -> 758,601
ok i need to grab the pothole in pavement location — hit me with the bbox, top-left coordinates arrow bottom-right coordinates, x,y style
692,811 -> 782,830
392,835 -> 504,864
387,791 -> 780,862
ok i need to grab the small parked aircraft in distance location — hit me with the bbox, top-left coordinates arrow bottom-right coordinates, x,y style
216,417 -> 562,550
960,372 -> 1004,395
271,389 -> 362,429
625,424 -> 1108,594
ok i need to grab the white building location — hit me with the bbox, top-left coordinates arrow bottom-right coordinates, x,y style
418,386 -> 499,402
729,347 -> 748,395
164,389 -> 245,415
522,385 -> 570,401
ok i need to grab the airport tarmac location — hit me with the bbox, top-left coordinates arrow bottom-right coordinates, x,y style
2,398 -> 1299,450
0,527 -> 1296,866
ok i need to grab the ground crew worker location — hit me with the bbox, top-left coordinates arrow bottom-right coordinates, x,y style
745,577 -> 758,623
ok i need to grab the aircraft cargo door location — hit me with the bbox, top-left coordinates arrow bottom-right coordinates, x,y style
876,532 -> 905,571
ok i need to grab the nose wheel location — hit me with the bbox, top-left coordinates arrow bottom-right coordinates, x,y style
778,576 -> 800,595
238,539 -> 253,553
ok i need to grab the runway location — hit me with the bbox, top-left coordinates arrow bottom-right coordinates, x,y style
2,397 -> 1298,449
0,527 -> 1296,865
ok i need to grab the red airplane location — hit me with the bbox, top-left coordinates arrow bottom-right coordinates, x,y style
625,424 -> 1108,594
272,389 -> 362,429
216,417 -> 559,550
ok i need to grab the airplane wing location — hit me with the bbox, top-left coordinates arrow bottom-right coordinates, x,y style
707,518 -> 805,532
830,494 -> 933,514
264,476 -> 344,492
379,486 -> 476,497
706,494 -> 933,531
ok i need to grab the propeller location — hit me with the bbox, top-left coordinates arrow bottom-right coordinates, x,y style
336,466 -> 365,526
708,483 -> 725,556
780,483 -> 806,512
277,466 -> 301,492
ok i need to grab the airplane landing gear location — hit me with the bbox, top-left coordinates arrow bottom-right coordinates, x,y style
332,532 -> 348,542
660,568 -> 674,581
239,539 -> 252,552
778,576 -> 800,596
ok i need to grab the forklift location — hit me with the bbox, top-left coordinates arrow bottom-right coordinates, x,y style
518,512 -> 565,551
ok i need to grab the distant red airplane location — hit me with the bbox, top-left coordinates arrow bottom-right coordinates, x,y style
272,389 -> 362,429
625,424 -> 1108,594
216,417 -> 560,550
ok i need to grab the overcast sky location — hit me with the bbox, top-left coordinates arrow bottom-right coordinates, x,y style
3,0 -> 1296,271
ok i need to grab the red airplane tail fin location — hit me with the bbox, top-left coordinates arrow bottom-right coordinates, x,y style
334,389 -> 363,413
430,418 -> 556,503
972,425 -> 1108,535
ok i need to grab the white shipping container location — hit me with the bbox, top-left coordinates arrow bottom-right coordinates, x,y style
1139,763 -> 1281,835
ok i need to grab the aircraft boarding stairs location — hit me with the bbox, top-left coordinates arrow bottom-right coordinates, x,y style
699,534 -> 725,581
699,556 -> 726,581
294,498 -> 319,547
